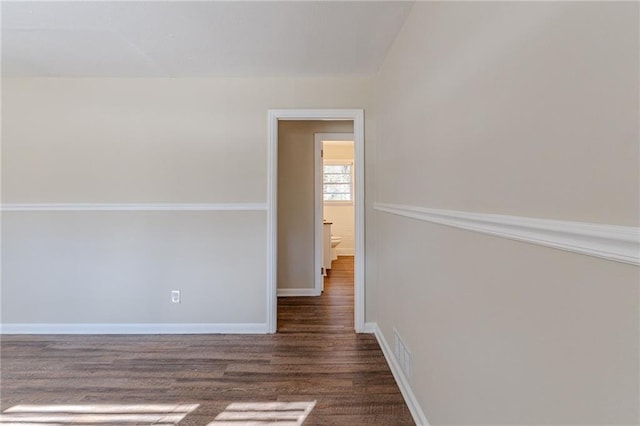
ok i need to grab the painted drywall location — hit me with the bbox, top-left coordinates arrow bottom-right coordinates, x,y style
375,2 -> 639,226
323,142 -> 355,256
1,77 -> 370,325
376,214 -> 638,425
371,2 -> 639,425
2,78 -> 370,203
2,211 -> 266,323
277,121 -> 353,290
323,142 -> 353,160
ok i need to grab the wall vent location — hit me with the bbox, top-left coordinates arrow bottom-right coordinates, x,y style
393,328 -> 411,381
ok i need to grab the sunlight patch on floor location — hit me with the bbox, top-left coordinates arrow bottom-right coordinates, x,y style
208,401 -> 316,425
0,403 -> 198,424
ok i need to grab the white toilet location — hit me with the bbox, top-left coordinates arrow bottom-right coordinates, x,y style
330,235 -> 342,261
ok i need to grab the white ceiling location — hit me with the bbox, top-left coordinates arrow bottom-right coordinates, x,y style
1,1 -> 413,77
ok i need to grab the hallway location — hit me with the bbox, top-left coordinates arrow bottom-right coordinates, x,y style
278,256 -> 355,333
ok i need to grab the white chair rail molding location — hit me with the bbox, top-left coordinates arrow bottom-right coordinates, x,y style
373,202 -> 640,266
0,203 -> 268,212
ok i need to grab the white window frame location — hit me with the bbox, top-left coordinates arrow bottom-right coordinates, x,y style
322,159 -> 354,205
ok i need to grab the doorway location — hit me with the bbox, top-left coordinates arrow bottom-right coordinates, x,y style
314,133 -> 354,295
267,109 -> 365,333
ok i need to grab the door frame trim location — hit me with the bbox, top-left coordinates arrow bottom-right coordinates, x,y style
267,109 -> 365,333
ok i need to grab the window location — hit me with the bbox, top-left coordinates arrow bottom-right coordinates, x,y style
323,161 -> 353,203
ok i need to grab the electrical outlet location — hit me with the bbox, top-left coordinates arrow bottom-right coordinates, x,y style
171,290 -> 181,304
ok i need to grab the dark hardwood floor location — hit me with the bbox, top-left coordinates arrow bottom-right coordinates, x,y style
1,256 -> 414,425
278,256 -> 355,334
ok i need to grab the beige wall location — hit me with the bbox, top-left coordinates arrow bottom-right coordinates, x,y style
323,143 -> 353,160
2,77 -> 370,203
277,121 -> 353,290
375,2 -> 639,225
2,211 -> 266,323
1,77 -> 370,324
371,2 -> 639,425
323,142 -> 355,255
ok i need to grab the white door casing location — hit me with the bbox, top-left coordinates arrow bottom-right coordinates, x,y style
267,109 -> 365,333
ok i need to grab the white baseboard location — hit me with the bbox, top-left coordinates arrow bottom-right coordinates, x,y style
336,248 -> 354,256
276,288 -> 321,297
363,322 -> 378,333
0,322 -> 269,334
367,322 -> 430,426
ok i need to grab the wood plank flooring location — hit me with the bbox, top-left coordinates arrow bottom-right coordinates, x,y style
1,256 -> 414,425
